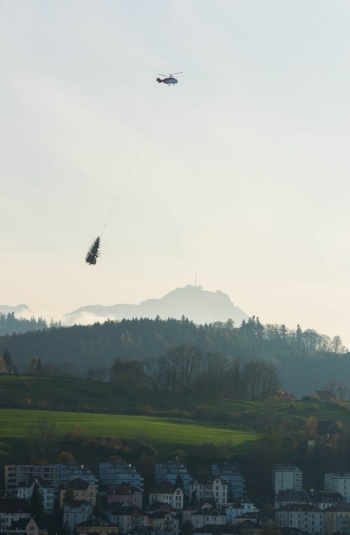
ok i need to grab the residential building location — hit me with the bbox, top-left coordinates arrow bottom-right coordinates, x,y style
324,473 -> 350,502
17,477 -> 55,513
309,490 -> 343,510
76,520 -> 119,535
211,463 -> 246,500
224,499 -> 258,525
0,498 -> 31,529
139,510 -> 179,535
190,477 -> 228,506
149,481 -> 184,509
106,483 -> 143,508
154,460 -> 191,497
99,460 -> 144,491
7,517 -> 48,535
236,519 -> 264,535
275,488 -> 343,511
324,502 -> 350,534
5,465 -> 60,495
53,463 -> 98,489
59,478 -> 97,508
275,391 -> 297,402
315,391 -> 335,402
190,509 -> 226,528
275,489 -> 310,510
63,500 -> 94,530
106,504 -> 141,534
272,465 -> 302,494
274,504 -> 324,534
317,421 -> 341,437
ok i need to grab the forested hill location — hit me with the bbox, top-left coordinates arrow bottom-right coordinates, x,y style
0,312 -> 49,335
0,317 -> 348,398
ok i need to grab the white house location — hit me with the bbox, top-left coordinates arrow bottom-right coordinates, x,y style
149,481 -> 184,509
211,463 -> 246,500
190,477 -> 228,506
224,499 -> 258,525
63,500 -> 93,530
274,504 -> 324,534
154,460 -> 191,497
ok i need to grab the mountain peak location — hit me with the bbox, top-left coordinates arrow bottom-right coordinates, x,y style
64,286 -> 248,326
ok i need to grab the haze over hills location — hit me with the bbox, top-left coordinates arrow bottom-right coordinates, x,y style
0,304 -> 33,318
63,285 -> 249,326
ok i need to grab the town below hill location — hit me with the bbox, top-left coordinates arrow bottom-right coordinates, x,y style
2,454 -> 350,535
0,374 -> 350,535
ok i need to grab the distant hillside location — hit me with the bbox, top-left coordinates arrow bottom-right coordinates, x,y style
64,285 -> 249,326
0,309 -> 48,336
0,316 -> 348,398
0,304 -> 31,316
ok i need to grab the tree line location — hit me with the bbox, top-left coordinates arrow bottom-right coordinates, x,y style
0,312 -> 60,336
0,316 -> 348,397
110,347 -> 279,401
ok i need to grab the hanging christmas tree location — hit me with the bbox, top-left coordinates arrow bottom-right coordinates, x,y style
85,236 -> 101,265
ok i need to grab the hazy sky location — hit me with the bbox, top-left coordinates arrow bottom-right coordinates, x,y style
1,1 -> 350,345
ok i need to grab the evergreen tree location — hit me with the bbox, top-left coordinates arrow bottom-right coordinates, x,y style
85,237 -> 101,265
175,474 -> 184,490
2,349 -> 13,372
30,481 -> 44,520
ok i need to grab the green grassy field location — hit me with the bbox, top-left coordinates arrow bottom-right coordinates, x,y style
1,375 -> 350,470
0,408 -> 258,448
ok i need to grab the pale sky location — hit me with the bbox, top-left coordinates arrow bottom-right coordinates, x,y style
1,1 -> 350,346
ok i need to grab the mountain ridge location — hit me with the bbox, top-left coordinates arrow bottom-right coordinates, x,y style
0,304 -> 31,315
63,285 -> 249,326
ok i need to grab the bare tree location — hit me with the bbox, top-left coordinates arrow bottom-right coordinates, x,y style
242,361 -> 279,401
144,358 -> 162,390
331,335 -> 346,354
161,345 -> 203,392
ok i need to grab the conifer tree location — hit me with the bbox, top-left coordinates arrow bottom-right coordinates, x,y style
30,481 -> 44,520
85,237 -> 101,265
3,349 -> 14,373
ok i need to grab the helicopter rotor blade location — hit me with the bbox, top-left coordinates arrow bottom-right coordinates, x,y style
172,72 -> 183,75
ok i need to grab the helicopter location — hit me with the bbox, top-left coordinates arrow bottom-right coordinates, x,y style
156,72 -> 183,85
